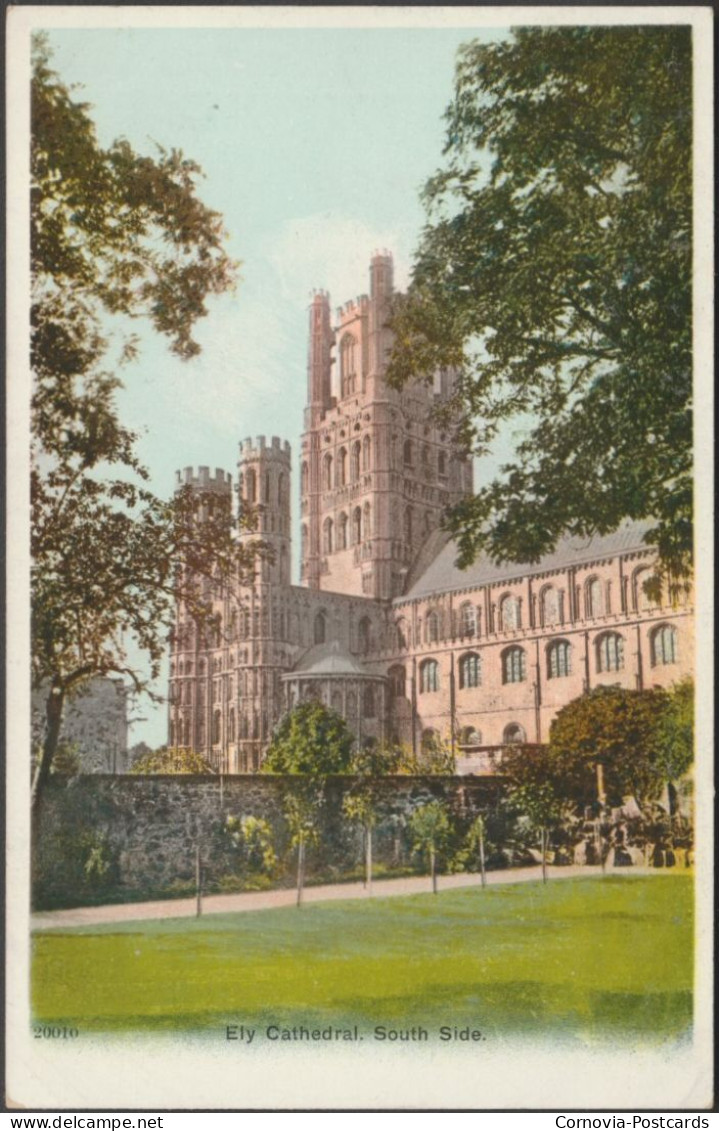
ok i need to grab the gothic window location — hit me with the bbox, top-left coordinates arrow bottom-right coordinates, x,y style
337,448 -> 348,487
228,709 -> 236,742
502,646 -> 526,684
459,652 -> 481,689
340,334 -> 358,395
346,690 -> 357,716
245,468 -> 257,504
596,632 -> 624,673
323,517 -> 333,555
419,659 -> 439,693
540,586 -> 560,627
353,506 -> 362,545
323,453 -> 333,491
264,472 -> 271,504
363,685 -> 375,718
421,728 -> 439,754
547,639 -> 571,679
422,444 -> 430,469
301,462 -> 309,495
351,441 -> 361,482
438,450 -> 447,477
403,439 -> 413,466
499,594 -> 520,631
585,576 -> 603,618
212,710 -> 221,745
388,664 -> 406,699
362,434 -> 371,471
460,727 -> 482,747
459,602 -> 477,638
503,723 -> 526,745
278,473 -> 286,506
280,545 -> 289,584
358,616 -> 371,654
651,624 -> 678,666
338,512 -> 348,550
184,718 -> 191,747
363,501 -> 371,540
314,611 -> 327,645
301,524 -> 308,559
426,610 -> 440,643
331,690 -> 342,713
395,617 -> 408,650
403,506 -> 413,545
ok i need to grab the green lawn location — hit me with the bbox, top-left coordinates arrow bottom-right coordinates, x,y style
32,874 -> 692,1044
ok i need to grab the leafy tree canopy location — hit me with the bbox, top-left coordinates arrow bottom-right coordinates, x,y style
387,27 -> 692,589
30,37 -> 245,811
130,746 -> 214,774
262,701 -> 355,777
653,677 -> 694,785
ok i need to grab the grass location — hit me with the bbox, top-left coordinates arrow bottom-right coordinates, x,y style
31,874 -> 692,1044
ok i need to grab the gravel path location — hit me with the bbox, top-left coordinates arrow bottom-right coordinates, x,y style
31,862 -> 659,930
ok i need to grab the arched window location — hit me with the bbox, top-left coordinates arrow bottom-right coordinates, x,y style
596,632 -> 624,672
459,602 -> 477,638
278,473 -> 286,506
301,462 -> 309,495
351,441 -> 361,482
502,646 -> 526,684
362,434 -> 371,471
419,659 -> 439,693
459,652 -> 481,689
503,723 -> 526,745
280,545 -> 289,585
353,506 -> 362,545
633,567 -> 657,611
421,728 -> 439,754
363,685 -> 375,718
245,468 -> 257,504
314,611 -> 327,645
363,501 -> 371,540
403,506 -> 413,545
460,727 -> 482,747
212,710 -> 221,745
395,617 -> 408,650
358,617 -> 371,654
331,690 -> 342,713
183,718 -> 191,747
338,512 -> 348,550
540,586 -> 561,627
228,709 -> 236,743
421,444 -> 430,469
264,471 -> 271,504
336,448 -> 348,487
403,439 -> 413,466
585,576 -> 603,618
340,334 -> 357,395
323,453 -> 333,491
547,639 -> 571,679
499,594 -> 520,631
438,450 -> 447,477
426,610 -> 440,643
323,517 -> 333,554
651,624 -> 678,666
301,524 -> 308,559
388,665 -> 406,699
346,689 -> 357,717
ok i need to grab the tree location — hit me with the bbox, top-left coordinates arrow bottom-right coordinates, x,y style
30,37 -> 243,813
387,27 -> 692,592
505,783 -> 565,885
547,686 -> 670,809
130,746 -> 214,774
653,678 -> 694,814
261,701 -> 355,777
408,800 -> 452,893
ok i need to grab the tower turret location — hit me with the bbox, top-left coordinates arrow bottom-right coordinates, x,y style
368,250 -> 394,388
237,435 -> 292,587
305,290 -> 333,428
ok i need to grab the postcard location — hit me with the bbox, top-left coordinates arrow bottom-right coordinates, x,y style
6,5 -> 714,1112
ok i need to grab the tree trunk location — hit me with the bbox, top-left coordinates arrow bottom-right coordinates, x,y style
296,834 -> 305,908
366,824 -> 373,897
430,846 -> 437,894
541,827 -> 548,884
195,842 -> 202,918
479,827 -> 486,888
31,683 -> 66,820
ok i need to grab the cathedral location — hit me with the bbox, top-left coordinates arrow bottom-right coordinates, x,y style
168,252 -> 693,774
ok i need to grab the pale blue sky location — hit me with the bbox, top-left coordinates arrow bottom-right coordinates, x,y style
45,25 -> 507,746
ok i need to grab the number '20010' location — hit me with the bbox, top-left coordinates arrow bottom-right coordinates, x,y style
34,1025 -> 79,1039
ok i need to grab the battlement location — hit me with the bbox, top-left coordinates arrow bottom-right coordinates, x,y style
336,294 -> 370,322
238,435 -> 292,461
371,248 -> 393,263
311,289 -> 330,302
175,466 -> 232,491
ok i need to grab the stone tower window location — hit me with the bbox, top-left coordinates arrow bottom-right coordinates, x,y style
585,576 -> 603,618
438,450 -> 447,477
352,506 -> 362,545
314,611 -> 327,645
363,501 -> 371,540
459,602 -> 477,638
596,632 -> 624,672
337,448 -> 348,488
245,468 -> 257,504
323,453 -> 333,491
362,434 -> 371,471
547,639 -> 571,679
323,517 -> 333,554
419,659 -> 439,693
358,617 -> 371,654
459,652 -> 481,689
540,586 -> 561,627
502,646 -> 526,684
403,439 -> 413,466
351,441 -> 361,482
499,594 -> 521,632
338,512 -> 348,550
363,685 -> 375,717
388,664 -> 406,698
340,334 -> 358,396
403,506 -> 413,545
651,624 -> 678,666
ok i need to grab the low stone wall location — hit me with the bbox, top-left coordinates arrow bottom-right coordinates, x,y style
32,774 -> 505,910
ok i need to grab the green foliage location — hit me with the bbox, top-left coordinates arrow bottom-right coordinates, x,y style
130,746 -> 214,775
366,737 -> 456,776
387,27 -> 692,590
547,686 -> 670,807
654,678 -> 694,785
50,740 -> 81,776
29,37 -> 249,810
262,701 -> 355,777
225,815 -> 279,877
408,800 -> 452,858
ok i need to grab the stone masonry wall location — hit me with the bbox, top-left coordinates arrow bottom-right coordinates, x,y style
33,774 -> 504,910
